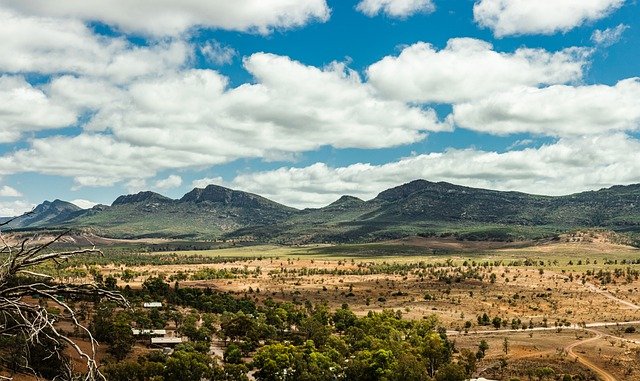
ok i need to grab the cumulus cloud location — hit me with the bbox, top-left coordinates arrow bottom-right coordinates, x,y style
356,0 -> 435,18
0,0 -> 330,36
0,54 -> 447,185
367,38 -> 590,104
451,78 -> 640,136
192,177 -> 225,189
201,41 -> 237,66
474,0 -> 625,37
154,175 -> 183,190
0,200 -> 34,217
110,55 -> 445,151
126,179 -> 148,194
0,76 -> 78,142
0,186 -> 21,197
0,8 -> 190,83
592,23 -> 629,47
225,134 -> 640,208
70,199 -> 98,209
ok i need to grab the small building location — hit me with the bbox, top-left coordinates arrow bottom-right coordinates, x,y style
143,302 -> 162,308
151,337 -> 184,346
132,329 -> 167,336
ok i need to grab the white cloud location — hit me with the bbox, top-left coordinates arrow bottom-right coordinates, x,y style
0,185 -> 21,197
201,41 -> 237,66
474,0 -> 625,37
0,76 -> 78,142
451,78 -> 640,136
0,54 -> 447,185
592,23 -> 629,47
226,134 -> 640,208
367,38 -> 590,104
0,0 -> 330,37
0,7 -> 191,83
0,200 -> 34,217
102,54 -> 446,151
126,179 -> 147,194
70,199 -> 98,209
154,175 -> 183,190
0,134 -> 224,186
356,0 -> 435,18
192,177 -> 225,189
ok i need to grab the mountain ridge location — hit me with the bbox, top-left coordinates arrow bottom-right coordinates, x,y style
4,181 -> 640,242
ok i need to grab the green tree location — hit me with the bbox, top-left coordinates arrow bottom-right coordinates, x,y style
252,343 -> 299,381
458,349 -> 477,376
108,317 -> 135,360
477,340 -> 489,359
435,363 -> 466,381
164,346 -> 214,381
224,343 -> 244,364
333,305 -> 357,332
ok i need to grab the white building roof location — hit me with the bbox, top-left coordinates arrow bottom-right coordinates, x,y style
151,337 -> 184,344
132,329 -> 167,336
143,302 -> 162,308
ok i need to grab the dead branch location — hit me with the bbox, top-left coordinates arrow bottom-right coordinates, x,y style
0,227 -> 128,380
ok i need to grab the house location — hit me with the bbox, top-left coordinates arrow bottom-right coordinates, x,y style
132,329 -> 167,336
143,302 -> 162,308
151,337 -> 184,346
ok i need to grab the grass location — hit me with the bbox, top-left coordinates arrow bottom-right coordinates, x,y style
96,234 -> 640,269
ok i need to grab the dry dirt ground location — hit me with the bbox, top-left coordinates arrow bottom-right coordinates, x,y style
8,232 -> 640,380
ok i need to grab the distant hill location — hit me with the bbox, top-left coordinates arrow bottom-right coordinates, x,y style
4,180 -> 640,242
228,180 -> 640,243
2,200 -> 84,229
56,185 -> 296,239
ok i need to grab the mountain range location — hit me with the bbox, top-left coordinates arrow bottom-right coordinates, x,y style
4,180 -> 640,243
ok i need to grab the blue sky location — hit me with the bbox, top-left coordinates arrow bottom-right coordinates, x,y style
1,0 -> 639,214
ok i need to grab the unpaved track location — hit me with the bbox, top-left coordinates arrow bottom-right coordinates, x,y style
581,281 -> 640,310
565,330 -> 617,381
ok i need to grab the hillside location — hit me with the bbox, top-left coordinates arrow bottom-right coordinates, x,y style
2,200 -> 84,229
4,180 -> 640,242
228,180 -> 640,243
60,185 -> 296,238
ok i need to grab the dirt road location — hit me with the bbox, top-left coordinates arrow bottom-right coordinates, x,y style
565,330 -> 617,381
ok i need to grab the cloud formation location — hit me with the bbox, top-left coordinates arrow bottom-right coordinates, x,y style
0,8 -> 190,82
225,134 -> 640,208
0,186 -> 21,197
367,38 -> 590,104
0,0 -> 330,36
70,199 -> 98,209
473,0 -> 625,37
154,175 -> 183,190
0,54 -> 447,186
356,0 -> 435,18
201,41 -> 237,66
592,23 -> 629,47
0,76 -> 77,142
452,78 -> 640,136
0,200 -> 33,217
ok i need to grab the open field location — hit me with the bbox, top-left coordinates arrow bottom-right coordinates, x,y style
9,230 -> 640,380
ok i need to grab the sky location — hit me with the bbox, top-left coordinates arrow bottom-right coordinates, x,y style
0,0 -> 639,214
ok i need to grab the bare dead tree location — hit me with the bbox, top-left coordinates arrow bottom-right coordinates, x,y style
0,216 -> 128,380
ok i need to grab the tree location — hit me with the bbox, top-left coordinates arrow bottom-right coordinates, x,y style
224,343 -> 244,364
435,363 -> 466,381
333,304 -> 357,332
164,345 -> 215,381
502,337 -> 510,355
252,343 -> 299,381
458,348 -> 477,376
108,317 -> 136,360
477,339 -> 489,359
0,222 -> 127,380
